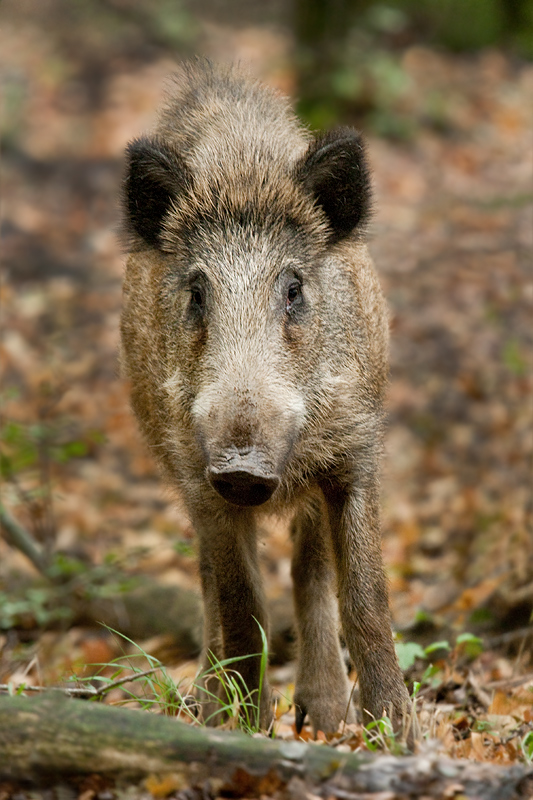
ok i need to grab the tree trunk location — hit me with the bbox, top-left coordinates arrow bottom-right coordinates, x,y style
292,0 -> 367,127
0,694 -> 531,799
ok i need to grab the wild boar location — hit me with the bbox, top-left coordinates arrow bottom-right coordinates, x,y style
121,60 -> 412,738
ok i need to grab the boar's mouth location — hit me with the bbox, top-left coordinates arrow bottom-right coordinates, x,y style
207,463 -> 280,507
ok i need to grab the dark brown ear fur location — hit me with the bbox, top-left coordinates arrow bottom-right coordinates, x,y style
297,128 -> 372,243
124,136 -> 191,248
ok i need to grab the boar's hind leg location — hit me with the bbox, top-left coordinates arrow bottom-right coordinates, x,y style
322,480 -> 413,739
290,493 -> 355,736
194,508 -> 272,729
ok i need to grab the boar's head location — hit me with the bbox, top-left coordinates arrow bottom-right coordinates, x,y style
122,118 -> 371,508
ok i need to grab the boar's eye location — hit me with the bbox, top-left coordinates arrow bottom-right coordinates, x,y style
190,284 -> 205,313
286,281 -> 302,313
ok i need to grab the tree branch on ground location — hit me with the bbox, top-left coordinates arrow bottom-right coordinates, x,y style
0,504 -> 50,575
0,694 -> 531,798
0,666 -> 161,700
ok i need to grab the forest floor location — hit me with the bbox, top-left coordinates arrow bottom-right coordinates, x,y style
0,1 -> 532,797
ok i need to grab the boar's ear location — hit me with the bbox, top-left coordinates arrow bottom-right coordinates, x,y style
123,136 -> 191,248
297,128 -> 372,243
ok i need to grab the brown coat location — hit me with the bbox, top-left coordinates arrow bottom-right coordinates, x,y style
121,61 -> 413,739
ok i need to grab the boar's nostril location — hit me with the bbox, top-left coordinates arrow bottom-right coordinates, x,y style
208,468 -> 280,507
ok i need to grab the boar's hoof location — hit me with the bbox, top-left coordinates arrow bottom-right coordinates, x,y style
208,467 -> 280,507
295,703 -> 307,735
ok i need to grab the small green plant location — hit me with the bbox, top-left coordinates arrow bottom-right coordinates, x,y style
183,618 -> 269,734
74,622 -> 271,735
0,587 -> 72,630
200,653 -> 264,733
521,730 -> 533,765
360,684 -> 422,755
71,627 -> 198,717
396,638 -> 450,671
173,539 -> 195,558
396,632 -> 483,674
473,719 -> 494,733
0,402 -> 133,633
362,714 -> 394,751
0,552 -> 141,632
255,616 -> 269,730
361,713 -> 409,755
455,632 -> 483,660
396,641 -> 427,671
1,401 -> 103,555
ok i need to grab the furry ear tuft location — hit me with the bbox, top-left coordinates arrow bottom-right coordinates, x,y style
297,128 -> 372,242
123,137 -> 190,247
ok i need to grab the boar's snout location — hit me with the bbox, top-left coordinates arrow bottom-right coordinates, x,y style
208,461 -> 280,507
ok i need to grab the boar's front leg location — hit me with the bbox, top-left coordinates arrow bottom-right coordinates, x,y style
193,506 -> 272,729
291,492 -> 355,735
322,479 -> 414,741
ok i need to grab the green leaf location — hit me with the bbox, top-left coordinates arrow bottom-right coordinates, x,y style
456,632 -> 482,645
425,640 -> 451,655
456,632 -> 483,658
396,641 -> 426,670
503,339 -> 527,376
421,663 -> 443,688
522,731 -> 533,764
53,440 -> 88,462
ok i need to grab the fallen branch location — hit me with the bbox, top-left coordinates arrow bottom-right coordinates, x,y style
0,693 -> 531,799
0,504 -> 49,575
484,627 -> 533,650
0,666 -> 161,700
0,683 -> 97,698
486,673 -> 533,691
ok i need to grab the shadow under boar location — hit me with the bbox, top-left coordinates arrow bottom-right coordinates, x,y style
121,61 -> 413,739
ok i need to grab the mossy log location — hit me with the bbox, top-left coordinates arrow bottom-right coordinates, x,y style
0,693 -> 531,799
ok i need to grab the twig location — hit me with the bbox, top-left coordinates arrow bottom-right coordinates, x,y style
0,683 -> 98,698
484,627 -> 533,650
0,504 -> 49,575
0,667 -> 162,701
466,671 -> 492,709
485,673 -> 533,690
501,582 -> 533,605
90,666 -> 162,698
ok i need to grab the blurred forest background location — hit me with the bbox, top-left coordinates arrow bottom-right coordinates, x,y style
0,0 -> 532,766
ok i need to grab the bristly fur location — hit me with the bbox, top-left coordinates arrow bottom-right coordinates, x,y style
122,60 -> 372,253
120,60 -> 414,745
